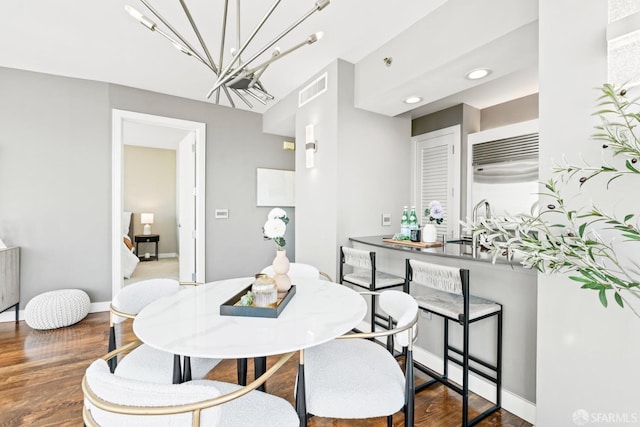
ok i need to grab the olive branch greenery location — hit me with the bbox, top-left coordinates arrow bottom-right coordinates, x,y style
462,83 -> 640,318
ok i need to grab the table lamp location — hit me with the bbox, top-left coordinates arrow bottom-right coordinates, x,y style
141,213 -> 154,235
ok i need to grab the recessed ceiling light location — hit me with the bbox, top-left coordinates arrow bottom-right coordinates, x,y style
404,96 -> 422,104
465,69 -> 491,80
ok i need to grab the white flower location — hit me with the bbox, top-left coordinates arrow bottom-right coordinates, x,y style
263,207 -> 288,249
430,204 -> 444,219
263,218 -> 286,239
267,208 -> 287,221
425,200 -> 444,224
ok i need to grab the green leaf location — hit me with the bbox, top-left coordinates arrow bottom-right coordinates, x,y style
626,160 -> 640,173
622,233 -> 640,240
578,223 -> 586,237
614,292 -> 624,308
624,214 -> 634,222
570,275 -> 594,284
598,289 -> 608,307
579,282 -> 602,290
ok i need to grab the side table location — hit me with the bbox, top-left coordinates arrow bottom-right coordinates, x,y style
135,234 -> 159,261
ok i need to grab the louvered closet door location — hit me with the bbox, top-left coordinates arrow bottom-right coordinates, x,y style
414,126 -> 461,239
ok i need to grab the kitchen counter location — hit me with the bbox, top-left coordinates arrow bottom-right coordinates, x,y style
349,235 -> 522,267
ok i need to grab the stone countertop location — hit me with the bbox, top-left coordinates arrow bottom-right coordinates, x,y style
349,235 -> 527,268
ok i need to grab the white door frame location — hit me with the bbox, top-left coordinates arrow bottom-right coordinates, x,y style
111,109 -> 206,298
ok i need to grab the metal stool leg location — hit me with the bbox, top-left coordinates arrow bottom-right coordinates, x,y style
462,315 -> 470,427
497,310 -> 503,407
443,318 -> 449,379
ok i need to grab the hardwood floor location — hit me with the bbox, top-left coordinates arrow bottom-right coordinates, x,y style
0,312 -> 532,426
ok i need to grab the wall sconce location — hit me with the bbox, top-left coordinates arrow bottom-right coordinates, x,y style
305,124 -> 317,168
141,212 -> 154,235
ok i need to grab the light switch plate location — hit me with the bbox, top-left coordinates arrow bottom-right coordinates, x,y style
215,209 -> 229,219
382,213 -> 392,226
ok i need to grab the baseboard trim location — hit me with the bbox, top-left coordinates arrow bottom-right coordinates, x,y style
0,301 -> 111,323
356,320 -> 536,424
159,253 -> 177,259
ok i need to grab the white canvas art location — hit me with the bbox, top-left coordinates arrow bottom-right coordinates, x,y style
256,168 -> 295,207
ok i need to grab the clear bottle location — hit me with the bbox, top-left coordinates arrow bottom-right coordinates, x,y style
409,206 -> 418,231
400,206 -> 410,238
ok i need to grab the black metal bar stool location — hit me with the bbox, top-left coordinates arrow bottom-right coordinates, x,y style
339,246 -> 405,338
405,258 -> 503,427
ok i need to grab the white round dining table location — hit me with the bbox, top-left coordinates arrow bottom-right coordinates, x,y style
133,276 -> 367,360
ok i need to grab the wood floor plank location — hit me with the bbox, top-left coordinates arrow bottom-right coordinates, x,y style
0,312 -> 532,426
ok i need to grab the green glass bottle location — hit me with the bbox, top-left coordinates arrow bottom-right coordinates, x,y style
409,206 -> 418,231
400,206 -> 410,238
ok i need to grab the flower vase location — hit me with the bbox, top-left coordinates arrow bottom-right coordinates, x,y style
422,224 -> 438,243
274,274 -> 292,294
272,249 -> 290,275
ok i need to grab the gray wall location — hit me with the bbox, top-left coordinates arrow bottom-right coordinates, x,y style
0,66 -> 293,306
481,93 -> 538,131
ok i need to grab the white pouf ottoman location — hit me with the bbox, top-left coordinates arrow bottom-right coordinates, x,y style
25,289 -> 90,330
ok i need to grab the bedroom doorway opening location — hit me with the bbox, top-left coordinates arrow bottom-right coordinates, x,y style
112,110 -> 206,298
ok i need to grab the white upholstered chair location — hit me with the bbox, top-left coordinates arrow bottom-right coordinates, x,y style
405,258 -> 502,427
83,341 -> 299,427
298,290 -> 418,427
108,278 -> 220,382
260,262 -> 333,282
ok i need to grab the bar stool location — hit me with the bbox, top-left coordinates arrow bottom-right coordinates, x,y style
405,258 -> 502,427
339,246 -> 405,337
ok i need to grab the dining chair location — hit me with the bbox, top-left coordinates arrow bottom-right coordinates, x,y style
83,340 -> 299,427
260,262 -> 333,282
405,258 -> 502,427
297,290 -> 418,427
108,278 -> 220,382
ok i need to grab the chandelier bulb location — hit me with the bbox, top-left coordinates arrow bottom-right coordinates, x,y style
308,31 -> 324,44
124,5 -> 156,31
173,43 -> 192,56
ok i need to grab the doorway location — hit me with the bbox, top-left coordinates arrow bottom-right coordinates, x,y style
112,110 -> 206,298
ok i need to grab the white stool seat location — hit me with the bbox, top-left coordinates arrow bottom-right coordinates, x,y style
115,344 -> 221,383
415,290 -> 502,321
25,289 -> 90,330
343,271 -> 404,288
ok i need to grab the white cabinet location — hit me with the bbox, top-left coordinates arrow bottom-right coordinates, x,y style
0,247 -> 20,321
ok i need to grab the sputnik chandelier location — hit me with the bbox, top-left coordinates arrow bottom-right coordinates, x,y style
125,0 -> 330,108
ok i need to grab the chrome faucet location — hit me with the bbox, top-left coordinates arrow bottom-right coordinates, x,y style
471,199 -> 491,258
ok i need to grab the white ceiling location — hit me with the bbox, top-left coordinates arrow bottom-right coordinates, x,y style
0,0 -> 538,126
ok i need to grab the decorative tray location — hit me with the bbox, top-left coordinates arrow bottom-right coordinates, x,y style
220,285 -> 296,318
382,238 -> 443,248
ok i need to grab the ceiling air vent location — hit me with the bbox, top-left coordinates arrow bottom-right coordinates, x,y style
299,72 -> 327,107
